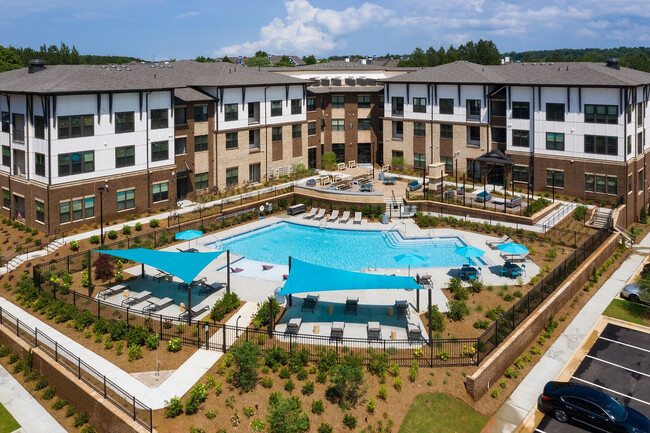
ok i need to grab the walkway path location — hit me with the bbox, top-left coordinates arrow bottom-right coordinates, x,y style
484,234 -> 649,432
0,364 -> 67,433
0,296 -> 257,409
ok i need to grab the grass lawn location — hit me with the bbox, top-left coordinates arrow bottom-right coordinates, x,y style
603,299 -> 650,326
398,393 -> 488,433
0,402 -> 20,433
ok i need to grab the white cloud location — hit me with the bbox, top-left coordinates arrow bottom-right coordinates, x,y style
216,0 -> 391,56
174,11 -> 199,20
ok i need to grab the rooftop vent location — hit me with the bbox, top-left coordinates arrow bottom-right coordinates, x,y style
28,59 -> 46,74
605,58 -> 620,70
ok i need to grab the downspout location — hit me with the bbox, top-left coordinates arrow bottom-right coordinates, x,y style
530,86 -> 535,196
46,96 -> 52,234
264,86 -> 270,182
429,84 -> 434,164
146,92 -> 152,212
624,87 -> 628,224
214,98 -> 219,191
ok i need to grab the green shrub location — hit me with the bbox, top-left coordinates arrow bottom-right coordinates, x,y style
34,375 -> 48,390
266,395 -> 310,433
342,414 -> 357,430
73,412 -> 89,427
279,366 -> 291,379
316,371 -> 327,384
318,423 -> 333,433
284,379 -> 295,392
229,340 -> 261,392
135,222 -> 143,231
252,298 -> 280,328
524,198 -> 551,216
167,338 -> 182,352
149,219 -> 159,228
289,348 -> 310,373
447,300 -> 470,321
473,319 -> 489,329
301,381 -> 315,396
500,380 -> 507,389
393,377 -> 403,392
205,410 -> 217,420
184,384 -> 207,415
485,306 -> 505,321
89,235 -> 100,244
264,346 -> 289,368
107,230 -> 118,240
389,362 -> 400,377
377,384 -> 388,400
491,389 -> 499,398
312,399 -> 325,414
530,346 -> 542,355
513,357 -> 525,369
261,377 -> 273,388
316,348 -> 338,372
80,426 -> 98,433
504,368 -> 518,379
127,344 -> 143,362
145,333 -> 159,350
65,405 -> 76,418
210,292 -> 241,321
42,386 -> 56,400
367,352 -> 389,377
121,225 -> 132,236
574,205 -> 588,221
408,360 -> 419,382
69,240 -> 80,251
425,305 -> 446,332
296,368 -> 308,381
326,355 -> 366,407
115,341 -> 123,356
52,398 -> 67,410
74,310 -> 96,332
367,396 -> 377,413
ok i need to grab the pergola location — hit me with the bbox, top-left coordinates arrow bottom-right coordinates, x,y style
475,149 -> 515,212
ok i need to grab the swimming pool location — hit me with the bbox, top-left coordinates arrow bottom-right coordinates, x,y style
208,222 -> 482,271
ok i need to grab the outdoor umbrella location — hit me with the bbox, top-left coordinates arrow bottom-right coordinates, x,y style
175,229 -> 203,250
454,245 -> 485,266
497,243 -> 529,260
394,253 -> 426,276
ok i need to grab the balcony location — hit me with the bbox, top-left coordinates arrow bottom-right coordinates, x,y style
13,130 -> 24,144
248,116 -> 260,126
13,164 -> 26,178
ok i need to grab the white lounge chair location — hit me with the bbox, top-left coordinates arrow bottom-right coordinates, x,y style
286,318 -> 302,334
97,283 -> 129,300
122,290 -> 151,306
407,323 -> 422,339
331,321 -> 345,339
179,304 -> 209,320
339,211 -> 350,223
367,322 -> 381,339
486,235 -> 512,250
327,210 -> 340,222
143,297 -> 174,312
303,208 -> 318,219
500,252 -> 529,262
313,208 -> 326,220
353,212 -> 362,224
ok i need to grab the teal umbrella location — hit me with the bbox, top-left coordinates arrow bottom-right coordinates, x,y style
394,253 -> 426,276
175,229 -> 203,249
454,245 -> 485,265
497,243 -> 529,260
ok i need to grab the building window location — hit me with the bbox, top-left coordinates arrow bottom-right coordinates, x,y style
249,130 -> 259,150
224,104 -> 238,121
638,169 -> 644,191
272,127 -> 282,141
391,97 -> 404,115
332,143 -> 345,162
12,114 -> 24,143
35,200 -> 44,223
513,166 -> 529,182
358,95 -> 370,108
332,96 -> 344,109
194,105 -> 208,122
84,197 -> 94,218
271,100 -> 282,117
151,140 -> 169,162
291,99 -> 302,115
585,174 -> 595,192
117,189 -> 135,211
585,104 -> 617,124
413,97 -> 426,113
378,95 -> 384,108
467,126 -> 481,146
414,153 -> 426,168
115,112 -> 134,133
2,189 -> 9,209
392,121 -> 403,139
414,122 -> 426,137
34,153 -> 45,176
292,124 -> 301,139
441,156 -> 453,173
58,151 -> 94,176
195,172 -> 209,190
512,130 -> 529,147
57,115 -> 94,139
546,170 -> 564,188
638,103 -> 644,125
249,163 -> 261,183
59,201 -> 70,224
638,132 -> 644,155
194,135 -> 208,152
628,173 -> 633,193
467,100 -> 481,120
226,132 -> 238,149
225,167 -> 238,186
175,137 -> 187,155
595,175 -> 606,193
1,112 -> 8,133
321,118 -> 325,130
358,119 -> 371,131
440,124 -> 453,139
627,136 -> 632,155
308,121 -> 316,135
307,97 -> 316,112
71,199 -> 83,221
150,109 -> 168,129
626,105 -> 632,124
439,98 -> 454,115
512,101 -> 530,119
174,106 -> 187,125
546,103 -> 565,122
609,176 -> 618,195
152,182 -> 169,202
584,135 -> 617,156
545,132 -> 564,151
115,146 -> 135,168
332,119 -> 345,131
34,116 -> 45,139
1,146 -> 9,166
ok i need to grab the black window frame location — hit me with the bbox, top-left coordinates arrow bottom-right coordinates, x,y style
194,105 -> 208,122
152,182 -> 169,202
35,200 -> 45,223
225,167 -> 238,186
174,106 -> 187,125
115,145 -> 135,168
195,172 -> 209,190
2,189 -> 9,209
512,130 -> 529,148
391,97 -> 404,115
585,104 -> 617,124
545,132 -> 565,151
0,112 -> 8,133
440,124 -> 453,139
150,109 -> 168,130
467,99 -> 481,120
413,122 -> 426,137
357,95 -> 370,108
512,101 -> 530,119
291,99 -> 302,115
150,140 -> 169,162
174,137 -> 187,155
413,97 -> 426,113
546,103 -> 565,122
35,153 -> 45,176
226,132 -> 238,149
546,169 -> 564,188
116,189 -> 135,211
292,124 -> 301,139
57,115 -> 94,139
358,119 -> 371,131
584,135 -> 618,156
585,173 -> 595,192
194,134 -> 208,152
1,146 -> 9,166
224,103 -> 238,121
34,115 -> 45,139
439,98 -> 454,115
467,126 -> 481,146
331,95 -> 344,109
58,151 -> 94,176
307,97 -> 316,112
308,121 -> 316,135
441,156 -> 453,172
272,126 -> 282,141
513,165 -> 529,182
332,119 -> 345,131
413,153 -> 426,168
270,100 -> 282,117
115,111 -> 135,133
59,201 -> 71,224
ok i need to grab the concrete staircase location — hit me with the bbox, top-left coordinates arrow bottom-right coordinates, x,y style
590,208 -> 612,229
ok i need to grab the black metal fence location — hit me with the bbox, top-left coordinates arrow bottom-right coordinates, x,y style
0,306 -> 152,432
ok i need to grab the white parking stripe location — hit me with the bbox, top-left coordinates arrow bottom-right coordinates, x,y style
585,354 -> 650,378
571,376 -> 650,406
534,429 -> 547,433
599,336 -> 650,354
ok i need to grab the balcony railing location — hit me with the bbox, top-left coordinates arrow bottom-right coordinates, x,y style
13,130 -> 24,143
13,164 -> 26,178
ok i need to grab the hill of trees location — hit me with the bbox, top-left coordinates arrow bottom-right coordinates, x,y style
397,40 -> 501,67
501,46 -> 650,72
0,43 -> 142,73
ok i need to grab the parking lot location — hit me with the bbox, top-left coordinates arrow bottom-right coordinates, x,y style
534,323 -> 650,432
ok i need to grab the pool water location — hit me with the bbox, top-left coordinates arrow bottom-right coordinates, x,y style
208,222 -> 480,271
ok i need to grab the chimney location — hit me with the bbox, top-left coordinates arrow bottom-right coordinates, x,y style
605,58 -> 620,70
344,57 -> 350,63
361,58 -> 366,65
28,59 -> 46,74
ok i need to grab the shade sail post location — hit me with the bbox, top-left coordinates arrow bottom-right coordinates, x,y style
428,288 -> 432,346
226,250 -> 231,294
187,286 -> 192,324
288,256 -> 292,307
416,275 -> 420,312
141,263 -> 145,278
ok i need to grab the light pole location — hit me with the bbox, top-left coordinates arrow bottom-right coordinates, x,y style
371,141 -> 375,179
454,150 -> 461,189
98,185 -> 106,245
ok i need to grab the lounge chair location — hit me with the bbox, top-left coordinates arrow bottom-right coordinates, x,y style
302,294 -> 319,312
153,270 -> 169,283
486,235 -> 512,250
419,274 -> 432,286
353,212 -> 362,224
122,290 -> 151,306
327,210 -> 340,222
313,208 -> 326,220
262,264 -> 274,270
339,211 -> 350,223
395,300 -> 409,319
286,318 -> 302,334
199,283 -> 225,296
97,283 -> 129,300
407,323 -> 422,339
143,297 -> 174,313
230,267 -> 244,273
331,321 -> 345,339
500,252 -> 528,262
344,297 -> 359,316
178,304 -> 209,320
367,322 -> 382,339
303,208 -> 318,219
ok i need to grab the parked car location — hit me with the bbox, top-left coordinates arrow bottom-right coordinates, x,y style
538,381 -> 650,433
621,284 -> 650,304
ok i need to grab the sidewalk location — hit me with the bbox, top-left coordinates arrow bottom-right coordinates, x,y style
0,364 -> 67,433
484,234 -> 650,432
0,297 -> 257,409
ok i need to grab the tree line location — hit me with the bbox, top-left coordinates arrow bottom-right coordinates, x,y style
502,46 -> 650,72
396,40 -> 501,67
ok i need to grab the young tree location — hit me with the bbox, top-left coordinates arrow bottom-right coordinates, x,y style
302,54 -> 317,65
321,152 -> 338,171
221,55 -> 233,63
229,340 -> 261,391
267,395 -> 310,433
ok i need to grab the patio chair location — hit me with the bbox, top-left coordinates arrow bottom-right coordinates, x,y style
302,294 -> 319,312
143,297 -> 174,313
500,252 -> 528,262
331,321 -> 345,339
339,211 -> 351,223
303,208 -> 318,219
153,270 -> 169,283
178,304 -> 209,320
353,212 -> 362,225
419,274 -> 432,286
313,208 -> 326,220
122,290 -> 151,306
367,322 -> 382,340
344,297 -> 359,316
327,210 -> 340,222
199,283 -> 225,296
230,267 -> 244,273
97,283 -> 129,300
486,235 -> 512,250
286,318 -> 302,334
262,264 -> 274,270
395,300 -> 409,319
497,266 -> 508,277
407,323 -> 422,339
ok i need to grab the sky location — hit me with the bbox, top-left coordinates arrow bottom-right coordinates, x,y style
0,0 -> 648,60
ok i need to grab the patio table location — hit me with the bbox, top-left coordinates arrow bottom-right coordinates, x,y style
460,266 -> 479,280
504,262 -> 522,278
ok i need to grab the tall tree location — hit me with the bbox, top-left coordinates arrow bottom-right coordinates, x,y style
302,54 -> 317,65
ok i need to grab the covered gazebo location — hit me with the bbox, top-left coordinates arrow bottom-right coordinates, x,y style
475,149 -> 515,212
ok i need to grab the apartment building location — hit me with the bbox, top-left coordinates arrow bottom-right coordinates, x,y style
0,60 -> 309,233
382,60 -> 650,223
